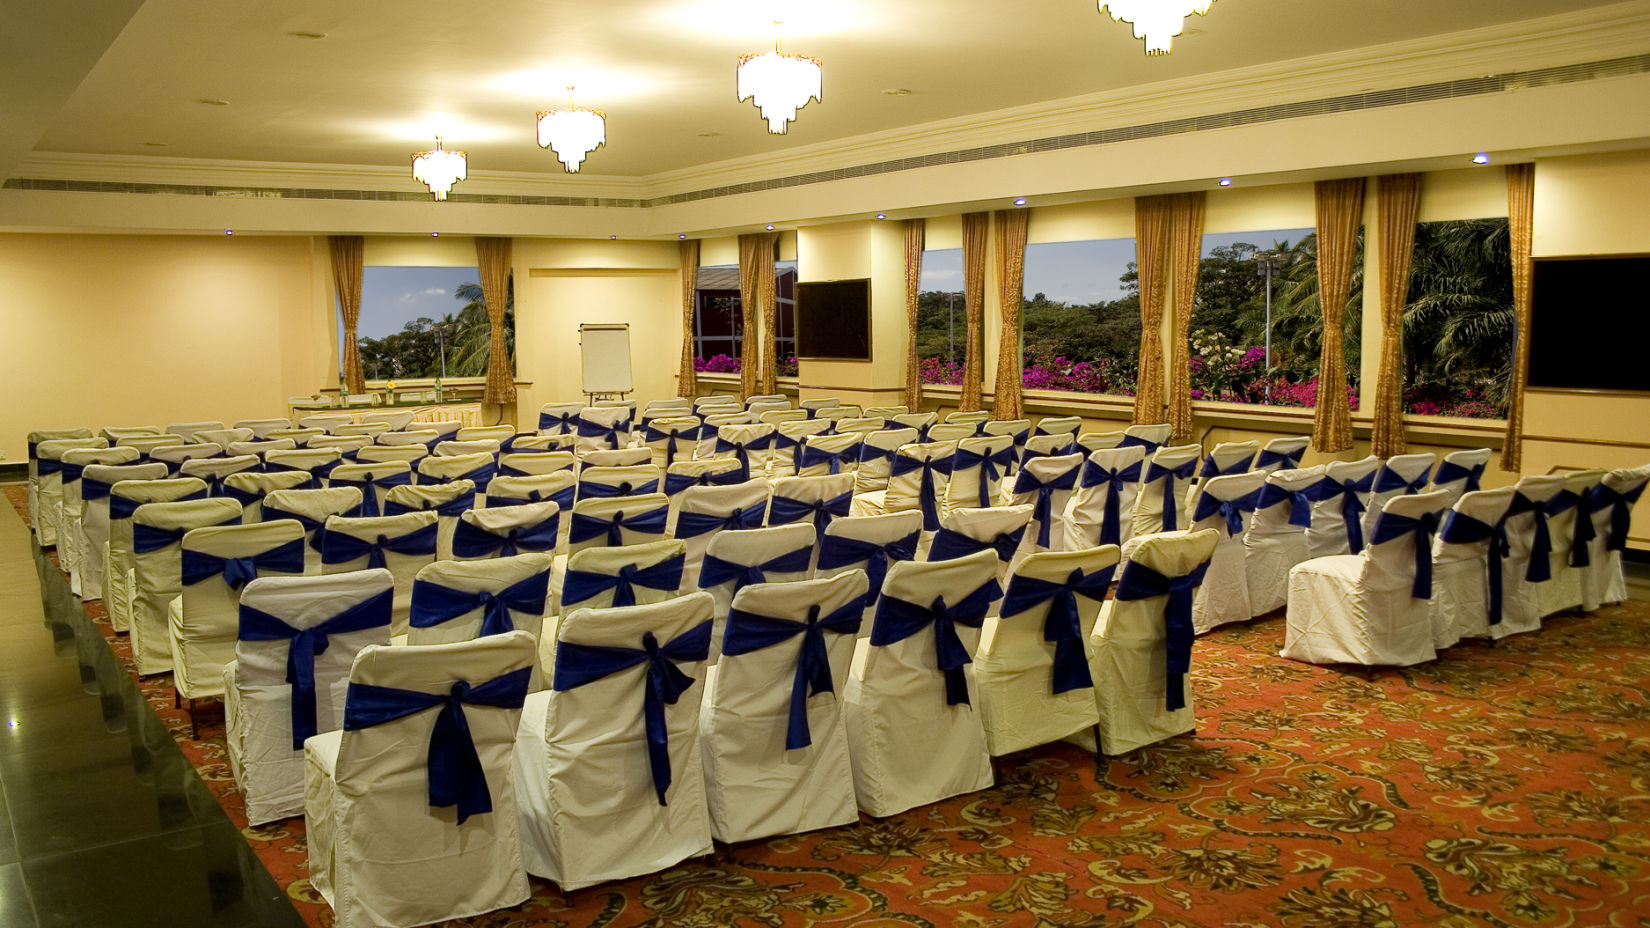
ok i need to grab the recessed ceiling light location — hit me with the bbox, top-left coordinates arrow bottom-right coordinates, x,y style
765,224 -> 775,231
697,131 -> 720,138
431,231 -> 439,237
287,31 -> 326,39
881,88 -> 913,96
1013,197 -> 1027,206
875,212 -> 886,220
224,229 -> 233,236
1472,152 -> 1491,165
199,98 -> 230,106
610,234 -> 618,240
678,233 -> 687,239
1218,177 -> 1232,186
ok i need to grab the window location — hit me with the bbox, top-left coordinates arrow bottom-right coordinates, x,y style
1401,218 -> 1512,418
1020,238 -> 1140,396
914,248 -> 965,384
343,266 -> 514,381
692,261 -> 798,376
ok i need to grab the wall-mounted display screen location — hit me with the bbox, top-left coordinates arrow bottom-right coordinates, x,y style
797,278 -> 871,360
1529,255 -> 1650,392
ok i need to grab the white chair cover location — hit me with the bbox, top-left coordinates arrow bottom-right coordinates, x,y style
1010,452 -> 1085,552
99,425 -> 160,442
1283,491 -> 1451,667
1429,447 -> 1492,506
117,433 -> 186,458
328,462 -> 412,519
354,444 -> 428,467
1034,415 -> 1082,439
1120,423 -> 1173,456
262,487 -> 364,573
317,511 -> 440,635
861,404 -> 905,418
671,481 -> 770,589
409,555 -> 552,688
167,420 -> 227,441
178,454 -> 262,498
945,435 -> 1014,515
577,463 -> 662,502
699,524 -> 816,660
1363,452 -> 1437,540
170,519 -> 306,701
702,571 -> 869,842
458,425 -> 516,444
105,476 -> 206,629
1244,464 -> 1329,617
663,458 -> 745,503
360,410 -> 417,431
77,461 -> 166,601
555,539 -> 686,623
927,504 -> 1035,586
710,423 -> 780,481
1074,430 -> 1127,457
843,551 -> 999,816
889,412 -> 937,437
1188,471 -> 1268,633
422,420 -> 467,440
835,416 -> 888,435
60,446 -> 139,592
574,405 -> 632,452
305,632 -> 536,927
580,447 -> 653,468
927,422 -> 976,442
195,427 -> 254,448
226,569 -> 394,825
453,501 -> 561,561
816,511 -> 924,629
703,410 -> 752,430
1538,468 -> 1606,618
818,404 -> 862,419
767,474 -> 856,553
130,497 -> 244,675
149,442 -> 225,476
1132,443 -> 1200,537
515,594 -> 714,889
267,427 -> 327,446
1022,432 -> 1074,459
385,479 -> 476,560
1499,475 -> 1567,637
793,428 -> 857,478
1254,435 -> 1310,472
297,414 -> 350,433
852,427 -> 920,496
946,410 -> 990,426
375,429 -> 440,448
266,448 -> 343,488
434,439 -> 502,458
1307,455 -> 1380,559
1078,529 -> 1218,756
642,416 -> 704,469
230,438 -> 297,457
225,469 -> 317,522
486,472 -> 576,512
418,450 -> 495,497
693,394 -> 742,412
1063,446 -> 1147,551
980,419 -> 1032,474
235,418 -> 295,439
759,409 -> 808,425
1198,440 -> 1260,482
977,545 -> 1120,756
506,433 -> 575,453
1431,487 -> 1517,648
330,423 -> 387,439
538,402 -> 583,435
498,450 -> 575,479
1581,464 -> 1650,611
864,439 -> 958,528
35,437 -> 107,547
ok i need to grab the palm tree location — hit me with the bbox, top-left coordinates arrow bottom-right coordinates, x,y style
446,279 -> 515,376
1401,218 -> 1514,410
1260,233 -> 1363,381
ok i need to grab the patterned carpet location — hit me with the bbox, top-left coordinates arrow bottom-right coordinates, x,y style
10,484 -> 1650,928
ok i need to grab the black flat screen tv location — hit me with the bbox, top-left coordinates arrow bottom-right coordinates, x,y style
1528,255 -> 1650,392
796,278 -> 872,361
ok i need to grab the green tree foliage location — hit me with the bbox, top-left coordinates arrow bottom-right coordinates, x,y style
1401,218 -> 1513,412
357,278 -> 515,379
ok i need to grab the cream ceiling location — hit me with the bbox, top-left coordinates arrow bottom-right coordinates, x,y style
15,0 -> 1639,182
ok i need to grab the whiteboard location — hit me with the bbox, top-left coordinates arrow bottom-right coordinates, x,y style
579,323 -> 633,396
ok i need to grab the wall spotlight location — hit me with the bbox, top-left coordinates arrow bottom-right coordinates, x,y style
1472,152 -> 1491,165
765,223 -> 775,230
610,234 -> 617,240
1218,177 -> 1232,187
224,229 -> 233,235
431,231 -> 440,237
875,212 -> 886,220
1013,197 -> 1027,206
679,233 -> 688,239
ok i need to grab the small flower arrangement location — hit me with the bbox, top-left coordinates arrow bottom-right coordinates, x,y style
385,379 -> 400,392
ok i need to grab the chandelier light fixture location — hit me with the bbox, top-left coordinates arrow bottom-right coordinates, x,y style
1098,1 -> 1216,56
411,137 -> 467,200
737,21 -> 821,135
536,86 -> 607,173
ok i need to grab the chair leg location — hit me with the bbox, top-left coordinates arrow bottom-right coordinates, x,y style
173,688 -> 181,709
187,697 -> 199,740
560,885 -> 575,909
1090,723 -> 1107,763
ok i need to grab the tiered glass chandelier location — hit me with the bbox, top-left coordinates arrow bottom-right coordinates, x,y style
1098,1 -> 1216,56
536,86 -> 607,173
410,138 -> 467,200
737,22 -> 821,135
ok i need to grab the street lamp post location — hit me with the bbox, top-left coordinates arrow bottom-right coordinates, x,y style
1254,250 -> 1286,403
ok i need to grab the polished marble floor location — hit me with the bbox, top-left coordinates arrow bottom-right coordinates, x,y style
0,498 -> 303,927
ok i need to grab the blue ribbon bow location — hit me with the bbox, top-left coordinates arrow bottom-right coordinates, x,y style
1587,480 -> 1647,553
1200,453 -> 1253,479
133,513 -> 241,554
1439,510 -> 1510,625
1117,433 -> 1163,455
714,432 -> 775,481
240,587 -> 393,749
1324,471 -> 1375,554
1255,445 -> 1306,470
318,522 -> 439,569
1370,509 -> 1440,598
891,453 -> 956,531
81,477 -> 116,502
699,546 -> 812,593
266,458 -> 340,482
952,444 -> 1016,508
642,425 -> 688,467
1114,559 -> 1210,710
869,580 -> 1000,706
674,505 -> 765,539
1080,458 -> 1143,547
450,513 -> 560,559
858,443 -> 903,469
181,537 -> 304,589
410,570 -> 550,638
577,477 -> 660,499
816,530 -> 919,599
574,415 -> 632,449
1502,492 -> 1555,583
663,467 -> 744,497
1013,463 -> 1081,547
1192,487 -> 1263,537
1143,459 -> 1198,532
1434,458 -> 1486,494
1000,565 -> 1116,694
331,470 -> 412,518
562,553 -> 685,609
722,600 -> 862,749
768,490 -> 853,546
799,441 -> 862,475
567,505 -> 668,547
554,621 -> 711,805
385,489 -> 476,518
35,457 -> 65,477
491,484 -> 575,510
928,524 -> 1027,563
345,666 -> 532,823
1374,465 -> 1432,495
426,461 -> 496,492
539,409 -> 578,433
1257,480 -> 1323,530
111,489 -> 207,521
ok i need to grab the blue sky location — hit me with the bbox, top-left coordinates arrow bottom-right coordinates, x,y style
355,266 -> 479,338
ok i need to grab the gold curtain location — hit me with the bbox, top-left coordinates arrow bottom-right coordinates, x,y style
330,235 -> 366,393
1132,196 -> 1172,426
474,237 -> 516,404
960,212 -> 990,411
1501,163 -> 1536,472
1372,174 -> 1422,458
991,209 -> 1029,419
677,239 -> 701,398
736,232 -> 773,398
1311,178 -> 1364,453
1166,192 -> 1206,441
903,219 -> 926,410
759,238 -> 779,395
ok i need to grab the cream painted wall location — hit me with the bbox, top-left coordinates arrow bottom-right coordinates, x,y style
0,233 -> 319,460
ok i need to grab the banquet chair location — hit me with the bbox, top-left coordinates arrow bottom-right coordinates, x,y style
1074,430 -> 1127,457
555,538 -> 686,640
1429,447 -> 1493,505
843,550 -> 999,816
360,410 -> 416,431
703,571 -> 869,843
927,504 -> 1034,585
711,423 -> 779,481
385,480 -> 477,560
235,418 -> 294,439
1580,464 -> 1650,611
702,410 -> 752,431
945,435 -> 1014,515
1539,468 -> 1607,618
1363,452 -> 1437,540
1498,475 -> 1567,637
434,439 -> 502,459
777,419 -> 836,476
27,428 -> 95,536
566,493 -> 670,554
759,409 -> 808,426
946,410 -> 990,426
167,420 -> 227,441
1064,446 -> 1146,550
768,474 -> 855,549
699,524 -> 816,660
422,420 -> 466,441
266,447 -> 343,487
119,432 -> 187,458
417,451 -> 496,498
576,463 -> 661,501
179,454 -> 262,498
816,511 -> 923,627
1244,464 -> 1329,617
888,412 -> 936,439
671,481 -> 770,588
801,397 -> 843,416
1034,415 -> 1082,441
226,569 -> 393,825
296,414 -> 349,434
505,433 -> 575,453
662,458 -> 744,499
478,472 -> 576,512
515,595 -> 712,890
1011,451 -> 1086,551
225,470 -> 327,522
976,544 -> 1120,757
693,394 -> 742,413
861,439 -> 958,528
35,437 -> 107,547
327,462 -> 412,518
1254,435 -> 1310,473
105,476 -> 207,629
1431,487 -> 1517,648
862,404 -> 905,418
498,450 -> 575,478
316,511 -> 440,634
1023,432 -> 1078,463
1133,444 -> 1200,536
148,442 -> 223,477
1076,529 -> 1218,756
452,502 -> 561,561
1120,423 -> 1173,455
1188,471 -> 1267,634
330,423 -> 388,439
99,425 -> 160,443
129,497 -> 244,676
195,427 -> 254,448
306,632 -> 536,927
852,427 -> 920,496
354,444 -> 428,468
574,406 -> 632,452
580,447 -> 653,468
374,429 -> 440,449
1306,455 -> 1380,558
1198,440 -> 1260,481
979,419 -> 1032,472
170,519 -> 306,735
819,404 -> 862,420
314,435 -> 372,460
230,438 -> 298,458
77,461 -> 166,601
1282,490 -> 1451,666
410,554 -> 552,688
458,425 -> 516,444
643,416 -> 703,469
641,396 -> 693,421
538,402 -> 583,435
261,487 -> 364,573
927,422 -> 976,443
59,446 -> 139,592
267,427 -> 327,446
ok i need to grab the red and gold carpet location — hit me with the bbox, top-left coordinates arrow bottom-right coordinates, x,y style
10,484 -> 1650,927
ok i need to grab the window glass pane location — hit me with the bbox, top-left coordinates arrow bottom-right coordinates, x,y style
915,249 -> 965,384
1191,228 -> 1330,407
1021,239 -> 1139,396
694,264 -> 742,371
1401,218 -> 1511,418
341,266 -> 514,380
776,261 -> 798,376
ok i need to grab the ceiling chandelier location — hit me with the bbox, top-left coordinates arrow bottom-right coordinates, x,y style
537,86 -> 606,173
737,22 -> 821,135
1098,1 -> 1215,56
411,138 -> 467,200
